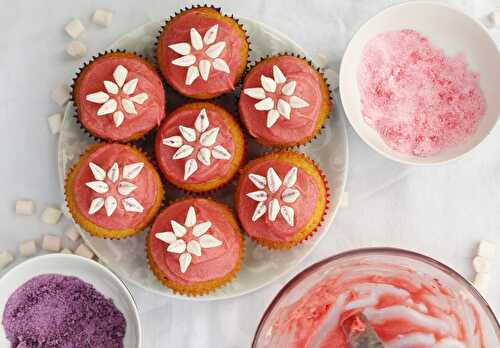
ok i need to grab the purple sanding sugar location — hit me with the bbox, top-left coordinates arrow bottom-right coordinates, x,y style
2,274 -> 126,348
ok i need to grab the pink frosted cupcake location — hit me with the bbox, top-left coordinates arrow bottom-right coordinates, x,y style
155,102 -> 245,192
156,6 -> 249,99
235,151 -> 328,249
73,52 -> 166,142
147,198 -> 244,296
239,55 -> 330,147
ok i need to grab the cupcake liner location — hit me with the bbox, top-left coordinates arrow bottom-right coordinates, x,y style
146,197 -> 245,296
71,50 -> 167,144
155,102 -> 247,195
154,5 -> 250,100
238,53 -> 332,149
234,150 -> 330,250
64,142 -> 165,240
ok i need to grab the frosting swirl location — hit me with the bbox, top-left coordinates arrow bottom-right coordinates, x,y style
264,261 -> 485,348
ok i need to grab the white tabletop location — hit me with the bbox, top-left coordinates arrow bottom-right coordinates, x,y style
1,0 -> 499,347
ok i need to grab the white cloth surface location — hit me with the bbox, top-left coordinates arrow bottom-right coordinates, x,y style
1,0 -> 499,347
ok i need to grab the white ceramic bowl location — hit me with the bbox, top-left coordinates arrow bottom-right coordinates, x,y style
340,1 -> 500,165
0,254 -> 142,348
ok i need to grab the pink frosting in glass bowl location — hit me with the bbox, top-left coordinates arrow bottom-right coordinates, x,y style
156,7 -> 249,99
74,52 -> 166,142
147,198 -> 243,292
253,249 -> 500,348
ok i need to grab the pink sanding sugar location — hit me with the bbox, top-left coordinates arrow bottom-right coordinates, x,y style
2,274 -> 126,348
357,29 -> 486,156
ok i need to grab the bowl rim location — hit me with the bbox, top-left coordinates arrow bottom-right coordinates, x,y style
252,247 -> 500,347
339,0 -> 500,166
0,253 -> 142,348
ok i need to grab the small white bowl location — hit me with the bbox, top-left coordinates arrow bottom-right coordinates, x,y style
0,254 -> 142,348
340,1 -> 500,165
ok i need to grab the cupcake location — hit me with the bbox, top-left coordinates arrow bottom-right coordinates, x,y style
73,52 -> 166,142
155,102 -> 245,192
239,55 -> 331,147
65,143 -> 164,239
156,6 -> 249,99
235,151 -> 328,249
147,198 -> 244,296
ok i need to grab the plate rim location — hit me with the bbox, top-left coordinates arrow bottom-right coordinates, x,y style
58,16 -> 349,301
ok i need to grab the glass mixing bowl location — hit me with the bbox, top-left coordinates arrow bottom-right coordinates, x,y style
253,248 -> 500,347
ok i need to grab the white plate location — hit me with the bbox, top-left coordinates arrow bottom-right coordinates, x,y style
0,254 -> 141,347
57,17 -> 348,300
340,1 -> 500,165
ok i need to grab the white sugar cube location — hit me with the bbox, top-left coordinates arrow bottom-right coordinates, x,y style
92,9 -> 113,27
65,226 -> 80,242
42,234 -> 62,252
61,248 -> 73,255
477,240 -> 496,259
65,40 -> 87,58
473,255 -> 492,274
340,191 -> 350,208
15,200 -> 35,215
64,18 -> 85,39
19,240 -> 37,257
473,272 -> 491,293
47,113 -> 62,134
41,207 -> 62,225
50,85 -> 71,107
0,250 -> 14,271
324,68 -> 339,90
315,54 -> 328,69
490,9 -> 500,27
75,244 -> 94,259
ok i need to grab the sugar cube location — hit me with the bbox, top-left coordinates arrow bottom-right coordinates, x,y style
42,234 -> 62,252
0,250 -> 14,271
92,9 -> 113,27
477,240 -> 496,259
490,9 -> 500,27
65,226 -> 80,242
75,244 -> 94,259
324,68 -> 339,90
472,255 -> 492,274
65,40 -> 87,58
61,248 -> 73,255
50,85 -> 71,107
41,207 -> 62,225
473,272 -> 491,293
47,113 -> 62,134
64,18 -> 85,39
15,200 -> 34,215
19,240 -> 37,257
